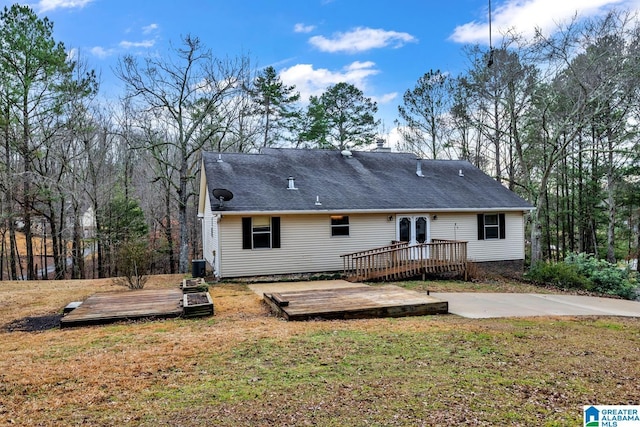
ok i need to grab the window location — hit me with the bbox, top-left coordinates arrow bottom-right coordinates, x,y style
252,216 -> 271,248
399,217 -> 410,242
331,215 -> 349,236
415,217 -> 427,243
242,217 -> 281,249
477,213 -> 506,240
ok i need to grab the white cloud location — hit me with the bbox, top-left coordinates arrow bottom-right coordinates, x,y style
372,92 -> 398,105
279,61 -> 380,101
66,47 -> 77,61
142,23 -> 159,34
309,27 -> 417,53
450,0 -> 634,45
37,0 -> 93,12
90,46 -> 115,58
294,23 -> 315,33
119,39 -> 156,49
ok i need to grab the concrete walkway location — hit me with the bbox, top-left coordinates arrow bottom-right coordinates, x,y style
247,280 -> 640,319
431,292 -> 640,319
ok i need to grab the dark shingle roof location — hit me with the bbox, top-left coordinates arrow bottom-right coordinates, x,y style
202,148 -> 532,212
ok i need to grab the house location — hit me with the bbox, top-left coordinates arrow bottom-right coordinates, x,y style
197,148 -> 533,279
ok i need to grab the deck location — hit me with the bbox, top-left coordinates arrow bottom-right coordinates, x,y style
60,288 -> 184,328
263,285 -> 448,321
341,240 -> 467,282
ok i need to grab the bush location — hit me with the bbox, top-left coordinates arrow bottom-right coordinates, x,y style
526,254 -> 639,300
565,253 -> 638,300
113,239 -> 151,290
525,261 -> 590,289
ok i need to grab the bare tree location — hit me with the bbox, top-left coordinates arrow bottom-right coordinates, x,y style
116,35 -> 248,273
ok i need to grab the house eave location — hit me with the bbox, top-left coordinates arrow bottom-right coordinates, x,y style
209,207 -> 534,216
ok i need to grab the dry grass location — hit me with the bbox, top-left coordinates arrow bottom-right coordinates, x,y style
1,276 -> 639,426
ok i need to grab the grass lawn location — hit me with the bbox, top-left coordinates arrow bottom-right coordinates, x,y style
1,275 -> 638,426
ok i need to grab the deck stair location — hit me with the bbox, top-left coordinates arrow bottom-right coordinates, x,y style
341,239 -> 467,282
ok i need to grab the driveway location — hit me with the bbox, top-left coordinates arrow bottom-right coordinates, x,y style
431,292 -> 640,318
248,281 -> 640,319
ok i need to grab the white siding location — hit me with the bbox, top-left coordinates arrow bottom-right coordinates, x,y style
201,190 -> 220,274
219,213 -> 396,277
430,212 -> 525,262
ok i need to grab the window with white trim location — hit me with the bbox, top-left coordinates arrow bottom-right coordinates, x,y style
331,215 -> 349,236
252,216 -> 271,248
242,217 -> 281,249
477,213 -> 505,240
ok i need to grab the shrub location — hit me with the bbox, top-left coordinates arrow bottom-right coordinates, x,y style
525,254 -> 639,300
525,261 -> 590,289
565,253 -> 638,300
113,239 -> 151,290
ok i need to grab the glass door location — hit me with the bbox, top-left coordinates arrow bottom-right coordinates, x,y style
397,215 -> 430,259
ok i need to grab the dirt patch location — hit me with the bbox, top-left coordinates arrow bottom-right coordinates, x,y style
3,313 -> 63,332
185,293 -> 210,305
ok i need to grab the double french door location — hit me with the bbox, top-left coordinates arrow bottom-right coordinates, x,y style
397,215 -> 430,259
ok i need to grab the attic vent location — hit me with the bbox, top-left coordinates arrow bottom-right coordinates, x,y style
459,169 -> 464,177
287,176 -> 298,190
341,149 -> 352,158
416,159 -> 425,177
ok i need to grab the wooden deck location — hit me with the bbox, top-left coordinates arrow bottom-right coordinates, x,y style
263,285 -> 448,321
341,240 -> 467,282
60,288 -> 184,328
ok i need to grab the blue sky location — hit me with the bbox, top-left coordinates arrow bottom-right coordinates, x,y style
4,0 -> 640,138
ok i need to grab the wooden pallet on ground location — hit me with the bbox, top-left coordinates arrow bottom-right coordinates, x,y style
60,288 -> 184,328
263,285 -> 448,321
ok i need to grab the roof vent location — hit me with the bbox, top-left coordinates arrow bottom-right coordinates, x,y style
374,138 -> 391,152
217,154 -> 223,163
341,149 -> 352,158
315,195 -> 322,206
458,169 -> 464,177
287,176 -> 298,190
416,159 -> 425,177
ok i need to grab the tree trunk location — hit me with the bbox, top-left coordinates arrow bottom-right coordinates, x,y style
8,219 -> 18,280
605,130 -> 616,263
178,157 -> 189,274
71,203 -> 84,279
47,211 -> 63,280
164,186 -> 175,274
530,205 -> 543,266
95,199 -> 105,278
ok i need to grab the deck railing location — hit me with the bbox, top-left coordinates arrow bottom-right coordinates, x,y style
341,239 -> 467,282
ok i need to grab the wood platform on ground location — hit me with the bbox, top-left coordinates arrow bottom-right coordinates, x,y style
263,285 -> 448,321
60,288 -> 184,328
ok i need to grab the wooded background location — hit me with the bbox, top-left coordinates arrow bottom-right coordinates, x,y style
1,5 -> 638,280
